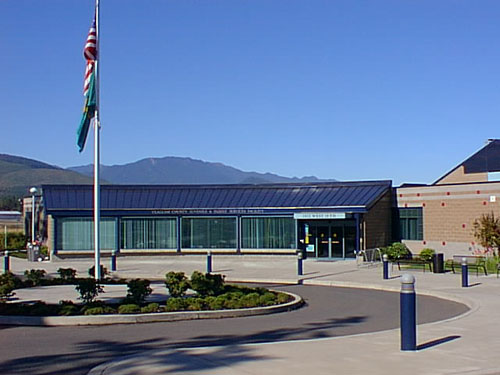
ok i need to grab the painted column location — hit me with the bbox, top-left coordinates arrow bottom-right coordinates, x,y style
355,213 -> 361,253
47,215 -> 56,259
176,216 -> 181,253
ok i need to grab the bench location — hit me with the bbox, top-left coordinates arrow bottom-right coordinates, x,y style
396,256 -> 433,272
445,255 -> 487,276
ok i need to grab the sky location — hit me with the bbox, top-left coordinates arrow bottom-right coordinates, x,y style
2,0 -> 500,186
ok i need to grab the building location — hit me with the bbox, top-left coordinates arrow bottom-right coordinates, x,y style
28,140 -> 500,260
0,211 -> 23,233
396,140 -> 500,258
40,181 -> 393,259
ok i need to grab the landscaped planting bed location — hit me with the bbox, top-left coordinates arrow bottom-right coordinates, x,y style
0,268 -> 293,317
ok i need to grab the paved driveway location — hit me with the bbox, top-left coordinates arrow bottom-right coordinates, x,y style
0,284 -> 467,375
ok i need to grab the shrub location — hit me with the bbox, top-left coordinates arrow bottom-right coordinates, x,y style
165,271 -> 190,298
240,292 -> 260,308
186,298 -> 206,311
211,292 -> 244,309
24,269 -> 46,287
126,279 -> 152,305
141,303 -> 161,313
382,242 -> 411,261
84,307 -> 105,315
205,296 -> 223,310
254,287 -> 270,295
118,304 -> 141,314
223,284 -> 254,295
276,292 -> 290,304
473,212 -> 500,256
88,265 -> 108,278
419,248 -> 436,262
0,272 -> 19,302
29,301 -> 51,316
84,306 -> 116,315
190,271 -> 224,297
223,297 -> 242,309
165,297 -> 188,312
0,232 -> 26,251
58,300 -> 78,316
40,246 -> 49,257
259,292 -> 277,306
76,278 -> 104,304
57,268 -> 77,282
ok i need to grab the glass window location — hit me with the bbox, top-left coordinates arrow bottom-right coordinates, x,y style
241,217 -> 296,249
399,208 -> 423,240
182,217 -> 236,249
121,217 -> 177,250
56,217 -> 116,251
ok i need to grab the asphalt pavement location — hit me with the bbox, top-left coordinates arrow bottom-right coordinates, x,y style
0,254 -> 497,375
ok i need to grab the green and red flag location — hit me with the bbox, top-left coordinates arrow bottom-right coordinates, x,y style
77,16 -> 97,152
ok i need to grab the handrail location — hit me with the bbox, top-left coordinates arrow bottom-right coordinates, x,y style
356,248 -> 383,267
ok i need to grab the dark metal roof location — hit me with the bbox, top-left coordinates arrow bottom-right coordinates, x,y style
434,140 -> 500,184
463,140 -> 500,173
41,181 -> 392,213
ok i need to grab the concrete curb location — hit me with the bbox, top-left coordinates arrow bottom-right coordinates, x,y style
0,290 -> 303,326
0,276 -> 474,327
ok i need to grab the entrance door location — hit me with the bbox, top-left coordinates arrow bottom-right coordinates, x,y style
300,220 -> 355,259
314,226 -> 330,258
330,225 -> 344,258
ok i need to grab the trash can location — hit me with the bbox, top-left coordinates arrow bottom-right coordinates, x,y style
433,253 -> 444,273
28,244 -> 40,262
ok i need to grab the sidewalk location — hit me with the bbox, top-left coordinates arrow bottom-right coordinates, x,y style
7,255 -> 500,374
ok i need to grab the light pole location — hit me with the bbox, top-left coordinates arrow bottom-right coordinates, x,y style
29,187 -> 37,245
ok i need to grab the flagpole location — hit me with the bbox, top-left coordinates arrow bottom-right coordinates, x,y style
94,0 -> 101,280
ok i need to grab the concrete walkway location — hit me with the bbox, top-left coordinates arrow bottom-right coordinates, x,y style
6,255 -> 500,374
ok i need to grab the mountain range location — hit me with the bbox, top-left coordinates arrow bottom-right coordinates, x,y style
68,156 -> 329,185
0,154 -> 92,200
0,154 -> 332,203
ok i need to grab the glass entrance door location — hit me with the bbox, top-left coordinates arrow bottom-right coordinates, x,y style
314,226 -> 330,258
300,219 -> 357,259
330,225 -> 343,258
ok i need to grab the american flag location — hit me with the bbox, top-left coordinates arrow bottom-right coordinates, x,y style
83,16 -> 97,97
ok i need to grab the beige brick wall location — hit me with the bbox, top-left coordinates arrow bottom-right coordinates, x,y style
363,191 -> 392,249
397,182 -> 500,258
435,166 -> 487,185
47,215 -> 55,255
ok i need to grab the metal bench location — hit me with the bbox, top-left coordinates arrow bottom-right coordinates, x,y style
446,255 -> 487,276
396,256 -> 433,272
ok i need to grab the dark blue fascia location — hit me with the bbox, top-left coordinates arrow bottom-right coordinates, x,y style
47,206 -> 369,218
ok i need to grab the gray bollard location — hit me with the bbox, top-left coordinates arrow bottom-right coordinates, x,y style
383,254 -> 389,280
461,257 -> 468,288
297,251 -> 303,276
3,251 -> 9,274
207,251 -> 212,273
110,250 -> 117,272
400,273 -> 417,351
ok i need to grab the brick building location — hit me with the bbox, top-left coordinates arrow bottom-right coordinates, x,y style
396,140 -> 500,258
39,181 -> 392,259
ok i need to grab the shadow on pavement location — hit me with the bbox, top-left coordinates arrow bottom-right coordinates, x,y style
111,344 -> 274,374
175,315 -> 366,348
417,335 -> 461,350
0,315 -> 366,375
0,337 -> 169,375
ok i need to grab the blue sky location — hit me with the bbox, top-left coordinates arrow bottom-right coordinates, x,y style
2,0 -> 499,185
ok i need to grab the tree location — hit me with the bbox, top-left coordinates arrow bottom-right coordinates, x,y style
0,196 -> 21,211
472,212 -> 500,256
